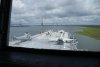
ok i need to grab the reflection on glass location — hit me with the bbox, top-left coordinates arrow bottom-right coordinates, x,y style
9,0 -> 100,51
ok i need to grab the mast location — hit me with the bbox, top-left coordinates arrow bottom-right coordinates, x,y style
41,18 -> 44,26
41,18 -> 44,33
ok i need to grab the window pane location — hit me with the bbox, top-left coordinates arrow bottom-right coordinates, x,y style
9,0 -> 100,52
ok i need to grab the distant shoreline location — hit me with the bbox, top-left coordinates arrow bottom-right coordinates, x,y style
10,25 -> 30,27
10,25 -> 100,27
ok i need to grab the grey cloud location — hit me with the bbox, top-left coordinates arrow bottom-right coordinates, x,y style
12,0 -> 100,17
11,0 -> 100,25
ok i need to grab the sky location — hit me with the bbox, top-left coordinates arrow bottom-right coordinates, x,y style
11,0 -> 100,25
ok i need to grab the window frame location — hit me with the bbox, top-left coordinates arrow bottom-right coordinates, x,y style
0,0 -> 12,49
0,0 -> 100,56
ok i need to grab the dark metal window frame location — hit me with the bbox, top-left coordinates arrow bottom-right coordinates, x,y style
0,0 -> 12,49
0,0 -> 100,56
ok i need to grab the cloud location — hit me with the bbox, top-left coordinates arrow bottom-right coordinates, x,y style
11,0 -> 100,25
13,0 -> 25,8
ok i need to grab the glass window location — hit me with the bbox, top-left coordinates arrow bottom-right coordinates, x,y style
9,0 -> 100,52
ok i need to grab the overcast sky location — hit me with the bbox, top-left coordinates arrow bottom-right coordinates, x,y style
11,0 -> 100,25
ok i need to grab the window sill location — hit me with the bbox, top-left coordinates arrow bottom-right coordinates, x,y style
0,50 -> 100,67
